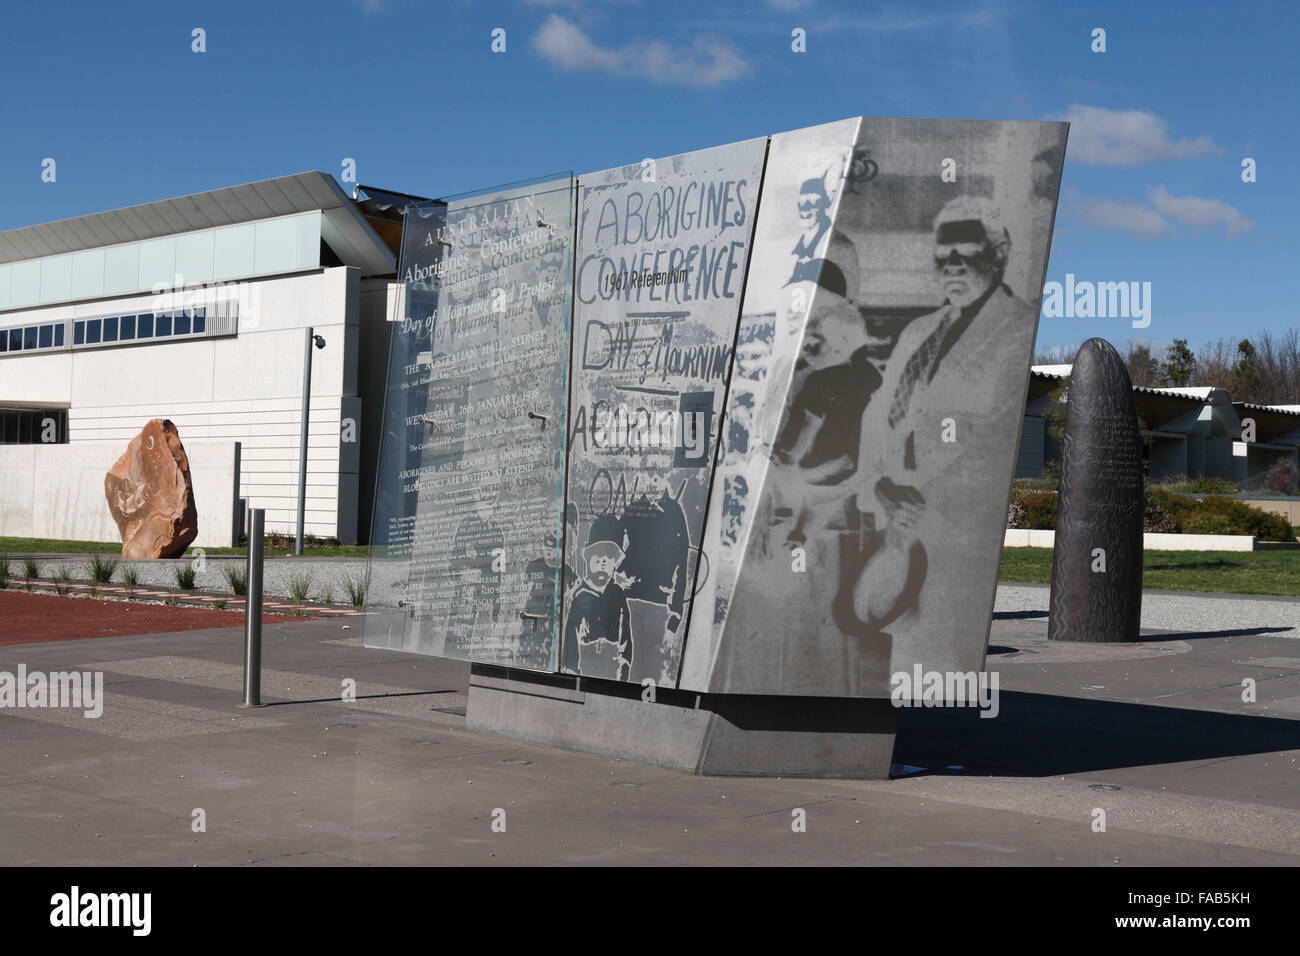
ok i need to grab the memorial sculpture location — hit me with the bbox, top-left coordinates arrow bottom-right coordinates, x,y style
364,116 -> 1068,776
1048,338 -> 1144,643
104,419 -> 199,559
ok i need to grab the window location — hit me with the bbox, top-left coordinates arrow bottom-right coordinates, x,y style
174,310 -> 191,335
74,321 -> 85,345
23,327 -> 37,350
0,407 -> 68,444
120,315 -> 135,340
193,309 -> 206,334
138,313 -> 153,337
156,312 -> 172,337
39,325 -> 53,348
86,319 -> 101,344
55,325 -> 65,347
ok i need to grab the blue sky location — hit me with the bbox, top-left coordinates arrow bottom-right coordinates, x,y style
1,0 -> 1294,355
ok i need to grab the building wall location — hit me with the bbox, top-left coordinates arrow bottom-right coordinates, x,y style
0,440 -> 241,546
0,265 -> 367,540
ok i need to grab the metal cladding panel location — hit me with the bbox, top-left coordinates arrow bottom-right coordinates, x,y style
682,116 -> 1067,697
559,137 -> 767,687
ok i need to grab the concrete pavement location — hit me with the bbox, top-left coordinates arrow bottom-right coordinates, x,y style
1,595 -> 1297,865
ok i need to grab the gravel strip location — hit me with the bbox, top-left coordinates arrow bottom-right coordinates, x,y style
995,583 -> 1298,636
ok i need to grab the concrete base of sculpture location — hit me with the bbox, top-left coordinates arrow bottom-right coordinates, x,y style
466,663 -> 898,778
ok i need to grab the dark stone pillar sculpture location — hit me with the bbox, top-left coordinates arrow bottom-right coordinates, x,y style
1048,338 -> 1144,642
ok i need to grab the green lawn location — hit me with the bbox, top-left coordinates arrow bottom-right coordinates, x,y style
999,547 -> 1300,597
0,537 -> 370,558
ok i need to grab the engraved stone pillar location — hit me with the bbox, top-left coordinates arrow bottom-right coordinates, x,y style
1048,338 -> 1144,642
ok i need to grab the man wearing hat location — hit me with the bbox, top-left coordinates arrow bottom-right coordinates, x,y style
562,513 -> 634,680
838,195 -> 1037,650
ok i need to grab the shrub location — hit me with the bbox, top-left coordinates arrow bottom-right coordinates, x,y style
1151,488 -> 1291,540
1007,501 -> 1026,529
287,571 -> 314,603
121,567 -> 140,599
55,567 -> 73,595
1009,490 -> 1058,530
1012,476 -> 1057,493
214,599 -> 227,611
222,564 -> 248,596
23,558 -> 41,582
0,555 -> 10,590
1263,459 -> 1299,496
174,565 -> 197,590
318,585 -> 334,605
343,571 -> 368,607
89,553 -> 119,584
1142,488 -> 1178,533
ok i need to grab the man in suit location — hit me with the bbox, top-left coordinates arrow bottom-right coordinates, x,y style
837,196 -> 1038,649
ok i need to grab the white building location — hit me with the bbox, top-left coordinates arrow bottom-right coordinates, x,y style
1018,365 -> 1300,485
0,173 -> 412,544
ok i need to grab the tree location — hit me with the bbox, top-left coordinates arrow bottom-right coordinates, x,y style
1233,338 -> 1262,402
1158,338 -> 1196,388
1124,342 -> 1159,388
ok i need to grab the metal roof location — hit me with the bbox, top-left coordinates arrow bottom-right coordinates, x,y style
0,172 -> 395,277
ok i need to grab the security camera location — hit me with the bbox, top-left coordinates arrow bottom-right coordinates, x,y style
313,335 -> 326,349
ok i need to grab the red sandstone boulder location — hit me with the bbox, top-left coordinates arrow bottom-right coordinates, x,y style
104,420 -> 199,559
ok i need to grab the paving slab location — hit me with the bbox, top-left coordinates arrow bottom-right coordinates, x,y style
0,590 -> 1296,866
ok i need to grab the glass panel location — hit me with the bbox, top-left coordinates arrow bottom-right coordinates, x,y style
156,312 -> 172,336
559,139 -> 768,684
174,310 -> 191,335
85,319 -> 101,344
363,174 -> 574,672
39,325 -> 53,348
120,315 -> 135,340
0,331 -> 7,353
103,316 -> 118,342
74,322 -> 85,345
193,310 -> 205,334
55,325 -> 64,347
23,327 -> 37,349
138,313 -> 154,337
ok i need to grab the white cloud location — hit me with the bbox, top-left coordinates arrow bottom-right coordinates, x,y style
1064,186 -> 1254,240
1149,186 -> 1254,239
1059,105 -> 1219,166
1070,193 -> 1171,240
531,14 -> 751,87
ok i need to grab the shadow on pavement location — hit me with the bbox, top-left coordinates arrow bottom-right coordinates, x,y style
893,690 -> 1300,777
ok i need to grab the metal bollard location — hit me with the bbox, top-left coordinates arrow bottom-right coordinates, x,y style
240,509 -> 265,707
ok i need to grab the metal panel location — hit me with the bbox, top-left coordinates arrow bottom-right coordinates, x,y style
136,237 -> 177,291
252,216 -> 300,276
39,254 -> 73,304
10,260 -> 40,307
175,229 -> 216,286
103,242 -> 141,296
212,223 -> 256,282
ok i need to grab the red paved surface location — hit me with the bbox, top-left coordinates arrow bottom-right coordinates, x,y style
0,590 -> 310,645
